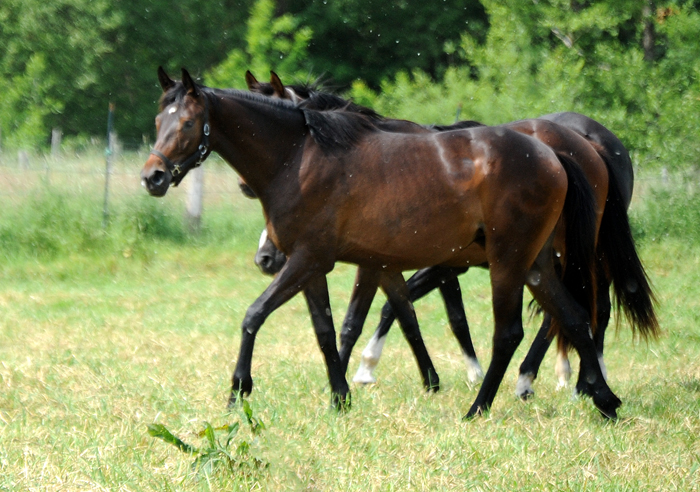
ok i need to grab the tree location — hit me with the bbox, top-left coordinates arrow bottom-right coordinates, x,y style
206,0 -> 313,89
282,0 -> 488,89
350,0 -> 700,170
0,0 -> 255,147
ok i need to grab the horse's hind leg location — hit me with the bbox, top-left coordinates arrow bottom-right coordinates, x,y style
515,314 -> 553,399
465,273 -> 526,418
593,271 -> 612,382
438,275 -> 483,383
527,252 -> 621,418
339,268 -> 380,375
354,266 -> 464,384
574,270 -> 613,392
379,271 -> 439,392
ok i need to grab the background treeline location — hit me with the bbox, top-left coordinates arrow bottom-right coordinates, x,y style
1,0 -> 699,170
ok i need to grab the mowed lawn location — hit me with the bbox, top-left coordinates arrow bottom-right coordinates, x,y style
1,201 -> 699,490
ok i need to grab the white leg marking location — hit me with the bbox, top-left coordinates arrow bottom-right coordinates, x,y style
352,333 -> 387,384
462,353 -> 484,384
598,354 -> 608,381
515,373 -> 535,399
555,351 -> 572,390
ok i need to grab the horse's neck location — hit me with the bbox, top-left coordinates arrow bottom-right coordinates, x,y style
209,93 -> 306,198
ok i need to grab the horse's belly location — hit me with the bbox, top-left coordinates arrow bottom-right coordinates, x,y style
336,210 -> 483,271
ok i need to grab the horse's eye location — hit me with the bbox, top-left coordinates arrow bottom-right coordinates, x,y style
183,120 -> 194,130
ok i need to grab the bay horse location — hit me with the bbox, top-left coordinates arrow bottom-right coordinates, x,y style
141,67 -> 619,418
245,72 -> 657,400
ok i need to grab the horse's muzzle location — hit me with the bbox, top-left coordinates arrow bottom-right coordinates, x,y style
255,247 -> 287,276
141,158 -> 172,197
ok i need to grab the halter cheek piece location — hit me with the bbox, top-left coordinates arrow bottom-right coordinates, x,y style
150,96 -> 211,187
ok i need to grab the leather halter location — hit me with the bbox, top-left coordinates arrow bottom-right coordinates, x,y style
150,95 -> 211,187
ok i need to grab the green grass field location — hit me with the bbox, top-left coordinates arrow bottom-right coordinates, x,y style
0,153 -> 699,490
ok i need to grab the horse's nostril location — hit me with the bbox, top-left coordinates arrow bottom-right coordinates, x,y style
260,256 -> 273,268
151,170 -> 165,187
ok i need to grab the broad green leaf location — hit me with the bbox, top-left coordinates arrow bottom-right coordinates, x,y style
146,424 -> 197,454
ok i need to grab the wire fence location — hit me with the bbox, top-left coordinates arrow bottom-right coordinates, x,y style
0,145 -> 696,214
0,147 -> 257,211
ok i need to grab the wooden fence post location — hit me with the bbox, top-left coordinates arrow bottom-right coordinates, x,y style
51,128 -> 62,156
18,150 -> 29,169
102,103 -> 115,229
185,165 -> 204,234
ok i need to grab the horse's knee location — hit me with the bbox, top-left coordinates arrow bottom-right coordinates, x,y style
242,307 -> 265,335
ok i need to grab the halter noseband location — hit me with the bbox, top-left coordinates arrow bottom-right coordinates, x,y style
150,95 -> 211,186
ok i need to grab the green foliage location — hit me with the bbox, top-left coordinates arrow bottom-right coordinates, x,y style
631,177 -> 700,244
147,401 -> 267,476
0,54 -> 63,150
349,0 -> 700,172
206,0 -> 313,88
284,0 -> 488,89
0,0 -> 255,146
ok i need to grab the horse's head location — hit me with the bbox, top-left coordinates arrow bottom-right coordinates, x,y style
246,70 -> 303,103
141,67 -> 211,197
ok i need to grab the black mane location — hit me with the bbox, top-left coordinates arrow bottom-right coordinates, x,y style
160,81 -> 380,154
302,107 -> 380,154
300,92 -> 382,120
159,82 -> 299,113
429,120 -> 486,131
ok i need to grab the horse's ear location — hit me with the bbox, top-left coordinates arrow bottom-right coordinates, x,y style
269,71 -> 286,98
245,70 -> 260,90
157,66 -> 176,92
181,68 -> 200,97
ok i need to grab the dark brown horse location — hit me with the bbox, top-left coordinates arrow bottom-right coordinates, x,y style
141,68 -> 618,418
245,72 -> 658,400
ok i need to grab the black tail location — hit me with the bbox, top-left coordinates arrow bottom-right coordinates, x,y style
556,151 -> 599,331
596,150 -> 659,339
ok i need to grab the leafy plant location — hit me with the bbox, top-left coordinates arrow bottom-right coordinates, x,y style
205,0 -> 313,89
147,400 -> 268,476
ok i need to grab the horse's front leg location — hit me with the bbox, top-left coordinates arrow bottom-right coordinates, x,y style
228,251 -> 329,407
303,274 -> 351,409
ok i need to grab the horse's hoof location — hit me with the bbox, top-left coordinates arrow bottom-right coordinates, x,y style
518,389 -> 535,401
424,369 -> 440,393
515,374 -> 535,400
352,365 -> 377,384
331,391 -> 351,412
463,403 -> 487,420
228,374 -> 253,408
594,391 -> 622,420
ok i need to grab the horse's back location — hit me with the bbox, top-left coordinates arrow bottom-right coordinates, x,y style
539,112 -> 633,207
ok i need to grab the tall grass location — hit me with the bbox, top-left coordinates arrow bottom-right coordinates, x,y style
0,152 -> 698,490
